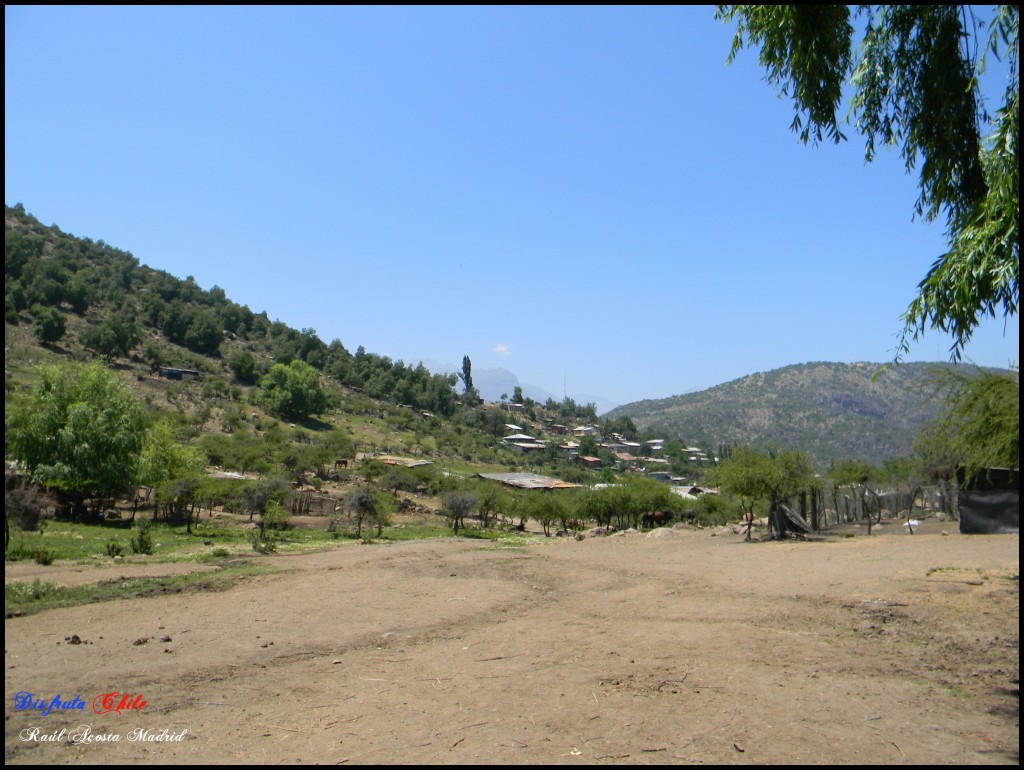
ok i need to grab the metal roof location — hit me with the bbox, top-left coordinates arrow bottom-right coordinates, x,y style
477,472 -> 580,490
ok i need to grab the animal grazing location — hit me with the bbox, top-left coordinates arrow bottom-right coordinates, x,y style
641,511 -> 673,529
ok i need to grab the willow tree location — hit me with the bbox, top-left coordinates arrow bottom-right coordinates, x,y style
718,5 -> 1019,361
924,367 -> 1019,480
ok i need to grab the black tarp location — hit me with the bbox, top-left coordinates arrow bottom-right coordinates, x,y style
958,468 -> 1019,535
778,504 -> 815,534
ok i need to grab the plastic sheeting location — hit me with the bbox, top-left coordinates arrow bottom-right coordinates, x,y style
958,468 -> 1019,535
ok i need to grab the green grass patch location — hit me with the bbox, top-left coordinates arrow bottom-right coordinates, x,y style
5,519 -> 260,564
5,519 -> 247,563
5,563 -> 272,616
5,512 -> 541,566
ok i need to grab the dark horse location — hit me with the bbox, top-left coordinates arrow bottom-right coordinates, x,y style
641,511 -> 674,529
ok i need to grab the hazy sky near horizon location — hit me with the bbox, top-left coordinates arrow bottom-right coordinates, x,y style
6,5 -> 1018,407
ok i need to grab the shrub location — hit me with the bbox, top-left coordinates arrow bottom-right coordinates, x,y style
247,528 -> 277,554
6,483 -> 52,533
130,521 -> 155,555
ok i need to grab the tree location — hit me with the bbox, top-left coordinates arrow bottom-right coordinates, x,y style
471,481 -> 509,529
137,419 -> 208,527
6,361 -> 147,518
183,308 -> 224,355
441,490 -> 478,535
30,305 -> 66,344
81,306 -> 140,359
525,492 -> 565,537
343,487 -> 392,539
708,446 -> 817,539
578,434 -> 599,458
925,366 -> 1019,482
718,5 -> 1019,361
229,349 -> 257,384
459,355 -> 479,403
260,359 -> 327,420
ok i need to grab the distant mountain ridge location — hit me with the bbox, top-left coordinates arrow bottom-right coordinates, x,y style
417,360 -> 619,415
605,361 -> 1006,466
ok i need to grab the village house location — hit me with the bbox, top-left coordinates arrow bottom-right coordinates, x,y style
645,439 -> 665,454
502,433 -> 547,454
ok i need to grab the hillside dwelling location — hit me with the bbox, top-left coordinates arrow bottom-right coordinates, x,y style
578,455 -> 602,470
155,367 -> 200,381
507,441 -> 548,454
573,425 -> 601,438
504,402 -> 525,413
647,471 -> 672,482
502,433 -> 547,454
504,424 -> 524,433
549,424 -> 568,435
646,439 -> 665,453
621,441 -> 642,456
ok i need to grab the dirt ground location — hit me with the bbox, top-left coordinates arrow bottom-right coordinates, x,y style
4,520 -> 1019,765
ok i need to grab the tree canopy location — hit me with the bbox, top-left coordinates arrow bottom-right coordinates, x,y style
6,361 -> 148,516
137,418 -> 208,490
707,446 -> 817,537
260,359 -> 328,420
925,366 -> 1019,479
717,5 -> 1019,361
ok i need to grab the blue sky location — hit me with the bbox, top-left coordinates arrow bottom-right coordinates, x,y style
5,6 -> 1018,408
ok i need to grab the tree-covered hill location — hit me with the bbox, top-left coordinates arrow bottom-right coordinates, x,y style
6,203 -> 1012,474
603,361 -> 1013,466
4,203 -> 461,417
4,203 -> 600,483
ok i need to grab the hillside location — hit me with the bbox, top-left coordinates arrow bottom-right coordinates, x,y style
3,204 -> 600,482
604,361 -> 1000,466
6,204 -> 1007,474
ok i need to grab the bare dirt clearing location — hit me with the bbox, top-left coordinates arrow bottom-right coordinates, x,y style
5,525 -> 1018,765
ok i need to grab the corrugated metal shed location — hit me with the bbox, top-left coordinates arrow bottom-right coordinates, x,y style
477,472 -> 580,490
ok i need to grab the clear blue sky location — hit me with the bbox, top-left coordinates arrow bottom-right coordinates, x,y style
6,6 -> 1018,408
